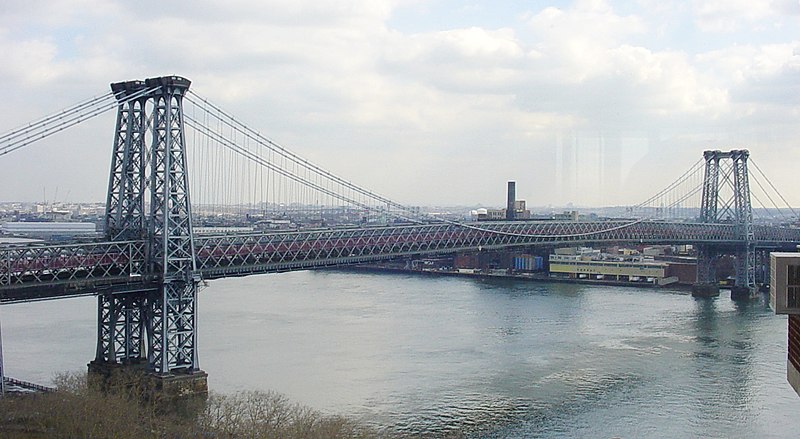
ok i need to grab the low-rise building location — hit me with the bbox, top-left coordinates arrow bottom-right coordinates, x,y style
549,247 -> 674,284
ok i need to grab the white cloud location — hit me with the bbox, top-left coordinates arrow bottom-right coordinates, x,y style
0,0 -> 799,206
692,0 -> 790,32
528,0 -> 646,82
0,31 -> 63,86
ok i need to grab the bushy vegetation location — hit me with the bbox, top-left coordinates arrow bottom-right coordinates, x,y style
0,372 -> 381,438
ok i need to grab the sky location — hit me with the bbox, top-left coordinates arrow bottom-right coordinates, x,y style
0,0 -> 798,208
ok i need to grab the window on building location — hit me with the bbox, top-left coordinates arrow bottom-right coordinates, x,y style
788,265 -> 800,308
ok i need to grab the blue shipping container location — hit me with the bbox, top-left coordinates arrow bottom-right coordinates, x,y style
514,256 -> 536,271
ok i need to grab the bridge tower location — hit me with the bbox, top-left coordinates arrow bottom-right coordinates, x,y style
89,76 -> 206,397
693,149 -> 755,299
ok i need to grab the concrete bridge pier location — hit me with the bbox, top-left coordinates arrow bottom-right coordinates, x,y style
88,360 -> 208,414
730,286 -> 756,301
692,283 -> 720,298
693,245 -> 720,298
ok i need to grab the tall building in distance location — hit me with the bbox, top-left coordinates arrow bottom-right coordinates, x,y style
473,181 -> 531,221
506,181 -> 516,221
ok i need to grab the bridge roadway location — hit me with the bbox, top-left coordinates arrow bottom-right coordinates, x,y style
2,219 -> 800,303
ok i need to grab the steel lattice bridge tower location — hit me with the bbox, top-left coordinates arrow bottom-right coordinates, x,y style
694,149 -> 757,299
89,76 -> 205,390
3,75 -> 800,395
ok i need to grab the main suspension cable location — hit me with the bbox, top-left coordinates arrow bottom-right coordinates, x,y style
750,159 -> 798,218
186,92 -> 425,220
0,86 -> 159,157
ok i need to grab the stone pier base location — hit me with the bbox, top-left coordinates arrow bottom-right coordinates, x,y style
729,286 -> 755,301
88,361 -> 208,416
692,283 -> 720,298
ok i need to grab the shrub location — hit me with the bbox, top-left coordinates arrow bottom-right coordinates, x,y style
0,372 -> 384,439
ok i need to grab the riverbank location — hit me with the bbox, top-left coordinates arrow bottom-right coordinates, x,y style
0,372 -> 380,439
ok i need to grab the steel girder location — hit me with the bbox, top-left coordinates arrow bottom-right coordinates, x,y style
98,82 -> 151,367
191,220 -> 784,279
2,221 -> 800,297
146,282 -> 197,373
700,151 -> 720,223
145,76 -> 199,375
148,80 -> 196,277
97,81 -> 151,366
105,80 -> 148,242
95,292 -> 146,364
732,150 -> 755,290
0,241 -> 144,291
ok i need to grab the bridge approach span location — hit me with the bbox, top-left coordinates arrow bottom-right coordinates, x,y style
3,219 -> 799,303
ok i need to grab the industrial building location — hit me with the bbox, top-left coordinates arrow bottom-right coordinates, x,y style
474,181 -> 531,221
549,247 -> 677,285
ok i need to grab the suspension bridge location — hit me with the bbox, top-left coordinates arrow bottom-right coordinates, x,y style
1,76 -> 799,395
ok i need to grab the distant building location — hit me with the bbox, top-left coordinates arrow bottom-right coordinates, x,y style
254,219 -> 294,230
0,236 -> 43,245
474,208 -> 507,221
554,210 -> 579,221
664,262 -> 697,284
513,200 -> 531,220
642,246 -> 670,256
473,181 -> 531,221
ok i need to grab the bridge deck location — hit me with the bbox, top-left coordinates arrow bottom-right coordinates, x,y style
2,220 -> 799,303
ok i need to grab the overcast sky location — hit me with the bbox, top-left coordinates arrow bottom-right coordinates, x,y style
0,0 -> 798,208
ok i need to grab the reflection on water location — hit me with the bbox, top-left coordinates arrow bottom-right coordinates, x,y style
2,271 -> 800,437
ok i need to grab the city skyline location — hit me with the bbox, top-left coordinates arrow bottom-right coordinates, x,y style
0,0 -> 798,207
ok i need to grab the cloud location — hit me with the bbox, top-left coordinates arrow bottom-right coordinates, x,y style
697,42 -> 800,113
0,30 -> 63,86
691,0 -> 794,32
0,0 -> 799,207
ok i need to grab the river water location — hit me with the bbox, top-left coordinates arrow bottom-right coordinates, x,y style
3,270 -> 800,437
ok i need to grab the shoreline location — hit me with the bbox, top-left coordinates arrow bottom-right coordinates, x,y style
338,265 -> 693,291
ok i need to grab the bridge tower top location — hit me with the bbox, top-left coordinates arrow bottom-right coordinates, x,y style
109,76 -> 191,101
110,79 -> 146,97
700,149 -> 751,224
144,75 -> 191,92
703,149 -> 749,160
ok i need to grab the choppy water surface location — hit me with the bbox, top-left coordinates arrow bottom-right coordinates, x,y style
3,271 -> 800,437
